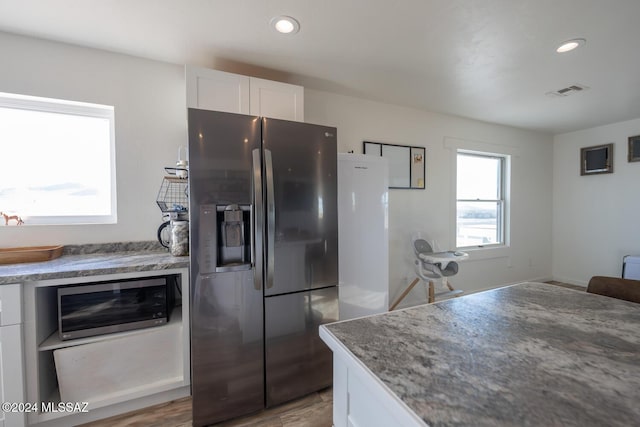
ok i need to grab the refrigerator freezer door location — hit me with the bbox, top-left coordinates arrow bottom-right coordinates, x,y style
191,271 -> 264,426
264,286 -> 338,407
262,118 -> 338,296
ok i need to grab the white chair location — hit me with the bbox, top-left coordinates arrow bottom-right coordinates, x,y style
390,238 -> 468,310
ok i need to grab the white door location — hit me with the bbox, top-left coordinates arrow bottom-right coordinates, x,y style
186,66 -> 250,114
249,77 -> 304,122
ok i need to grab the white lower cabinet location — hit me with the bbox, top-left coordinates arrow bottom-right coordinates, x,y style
22,269 -> 190,426
322,326 -> 426,427
0,284 -> 26,427
333,356 -> 410,427
1,325 -> 26,427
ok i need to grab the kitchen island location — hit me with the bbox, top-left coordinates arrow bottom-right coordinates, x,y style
320,282 -> 640,427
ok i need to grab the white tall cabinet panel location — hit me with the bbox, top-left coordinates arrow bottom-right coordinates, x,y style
338,154 -> 389,320
0,284 -> 25,427
185,66 -> 304,122
186,66 -> 250,114
249,77 -> 304,122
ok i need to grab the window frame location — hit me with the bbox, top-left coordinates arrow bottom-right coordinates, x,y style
0,92 -> 117,225
455,150 -> 507,250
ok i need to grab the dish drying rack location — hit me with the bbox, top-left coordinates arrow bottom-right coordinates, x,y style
156,169 -> 188,219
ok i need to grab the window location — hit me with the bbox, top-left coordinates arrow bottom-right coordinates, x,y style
0,92 -> 116,225
456,151 -> 506,248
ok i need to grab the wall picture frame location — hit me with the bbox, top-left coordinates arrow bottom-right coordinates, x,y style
363,141 -> 425,189
580,143 -> 613,176
628,135 -> 640,162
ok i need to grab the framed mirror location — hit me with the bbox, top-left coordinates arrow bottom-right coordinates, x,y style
628,135 -> 640,162
580,143 -> 613,175
364,141 -> 425,189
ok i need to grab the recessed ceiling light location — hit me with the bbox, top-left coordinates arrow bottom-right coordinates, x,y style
270,16 -> 300,34
556,38 -> 586,53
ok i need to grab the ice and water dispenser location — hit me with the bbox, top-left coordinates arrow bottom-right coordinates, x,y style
198,203 -> 252,273
218,204 -> 251,268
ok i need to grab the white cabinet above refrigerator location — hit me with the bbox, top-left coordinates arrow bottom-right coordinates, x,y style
186,66 -> 304,122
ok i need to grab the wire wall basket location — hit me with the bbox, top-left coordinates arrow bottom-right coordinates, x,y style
156,176 -> 189,213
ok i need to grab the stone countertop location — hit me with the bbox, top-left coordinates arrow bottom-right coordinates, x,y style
0,242 -> 189,284
322,282 -> 640,427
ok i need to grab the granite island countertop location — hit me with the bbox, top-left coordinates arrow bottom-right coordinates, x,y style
0,242 -> 189,284
321,282 -> 640,427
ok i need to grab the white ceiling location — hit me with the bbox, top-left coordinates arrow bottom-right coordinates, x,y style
1,0 -> 640,134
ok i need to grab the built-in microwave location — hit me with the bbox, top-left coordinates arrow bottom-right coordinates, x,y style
58,276 -> 172,340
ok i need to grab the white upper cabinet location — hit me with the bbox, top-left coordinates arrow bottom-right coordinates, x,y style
249,77 -> 304,122
186,66 -> 304,122
186,66 -> 250,114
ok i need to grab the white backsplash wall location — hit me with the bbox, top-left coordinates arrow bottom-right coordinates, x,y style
0,31 -> 185,246
305,89 -> 554,303
553,117 -> 640,285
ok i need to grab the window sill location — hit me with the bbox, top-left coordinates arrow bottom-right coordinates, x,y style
461,246 -> 510,261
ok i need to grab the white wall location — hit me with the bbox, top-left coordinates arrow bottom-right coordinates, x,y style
553,118 -> 640,285
0,31 -> 185,246
0,32 -> 555,305
305,90 -> 554,305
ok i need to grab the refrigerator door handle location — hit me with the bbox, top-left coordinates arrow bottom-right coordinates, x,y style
265,149 -> 275,289
252,148 -> 264,291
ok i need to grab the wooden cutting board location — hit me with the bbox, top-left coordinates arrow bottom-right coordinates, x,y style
0,245 -> 64,265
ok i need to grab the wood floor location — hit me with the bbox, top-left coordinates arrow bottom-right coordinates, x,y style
79,388 -> 333,427
80,281 -> 580,427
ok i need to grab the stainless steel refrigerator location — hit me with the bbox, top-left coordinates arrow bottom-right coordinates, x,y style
188,109 -> 339,426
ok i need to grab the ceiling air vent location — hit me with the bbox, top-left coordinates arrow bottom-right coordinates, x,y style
545,84 -> 590,97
